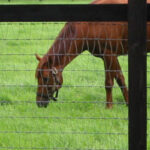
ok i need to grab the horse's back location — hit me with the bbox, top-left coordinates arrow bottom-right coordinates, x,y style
92,0 -> 150,4
73,22 -> 128,54
63,0 -> 150,54
92,0 -> 127,4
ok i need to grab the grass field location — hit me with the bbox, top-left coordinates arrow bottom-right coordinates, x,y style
0,0 -> 92,4
0,0 -> 149,149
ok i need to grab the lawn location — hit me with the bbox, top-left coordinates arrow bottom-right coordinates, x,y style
0,0 -> 149,150
0,0 -> 91,4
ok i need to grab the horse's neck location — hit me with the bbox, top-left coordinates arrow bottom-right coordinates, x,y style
47,23 -> 83,70
49,39 -> 82,71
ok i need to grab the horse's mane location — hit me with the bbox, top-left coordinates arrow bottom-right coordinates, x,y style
36,23 -> 76,78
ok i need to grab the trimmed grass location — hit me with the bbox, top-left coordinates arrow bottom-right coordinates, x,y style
0,0 -> 149,149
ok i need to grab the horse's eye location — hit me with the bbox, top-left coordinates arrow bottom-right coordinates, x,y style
43,77 -> 49,83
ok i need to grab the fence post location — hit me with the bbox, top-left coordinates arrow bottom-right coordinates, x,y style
128,0 -> 147,150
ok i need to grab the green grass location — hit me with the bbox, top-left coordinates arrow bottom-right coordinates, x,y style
0,0 -> 149,150
0,0 -> 92,4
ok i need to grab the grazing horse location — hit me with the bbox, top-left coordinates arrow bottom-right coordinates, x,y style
35,0 -> 149,108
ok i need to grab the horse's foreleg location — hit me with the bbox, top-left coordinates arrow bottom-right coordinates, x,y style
114,58 -> 129,105
103,52 -> 128,108
103,52 -> 115,109
105,70 -> 114,108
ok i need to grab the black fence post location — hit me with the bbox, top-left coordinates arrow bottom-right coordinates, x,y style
128,0 -> 147,150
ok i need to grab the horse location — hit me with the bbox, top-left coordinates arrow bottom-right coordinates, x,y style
35,0 -> 150,108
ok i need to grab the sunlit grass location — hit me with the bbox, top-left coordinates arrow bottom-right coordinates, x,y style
0,0 -> 92,4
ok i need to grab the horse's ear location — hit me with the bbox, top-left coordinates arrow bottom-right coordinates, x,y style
35,54 -> 41,61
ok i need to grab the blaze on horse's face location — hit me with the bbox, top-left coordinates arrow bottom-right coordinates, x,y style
35,54 -> 63,108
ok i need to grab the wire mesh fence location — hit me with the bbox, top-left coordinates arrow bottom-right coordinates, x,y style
0,21 -> 130,150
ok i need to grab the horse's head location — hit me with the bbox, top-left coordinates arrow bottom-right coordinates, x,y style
35,54 -> 63,108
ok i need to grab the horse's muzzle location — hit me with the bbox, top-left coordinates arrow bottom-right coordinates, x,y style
36,93 -> 50,108
36,91 -> 58,108
36,99 -> 50,108
36,100 -> 50,108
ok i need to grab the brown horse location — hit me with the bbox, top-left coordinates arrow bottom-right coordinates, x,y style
35,0 -> 149,108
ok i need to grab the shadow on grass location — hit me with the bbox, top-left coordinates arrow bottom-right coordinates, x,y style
116,96 -> 125,103
0,96 -> 12,106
